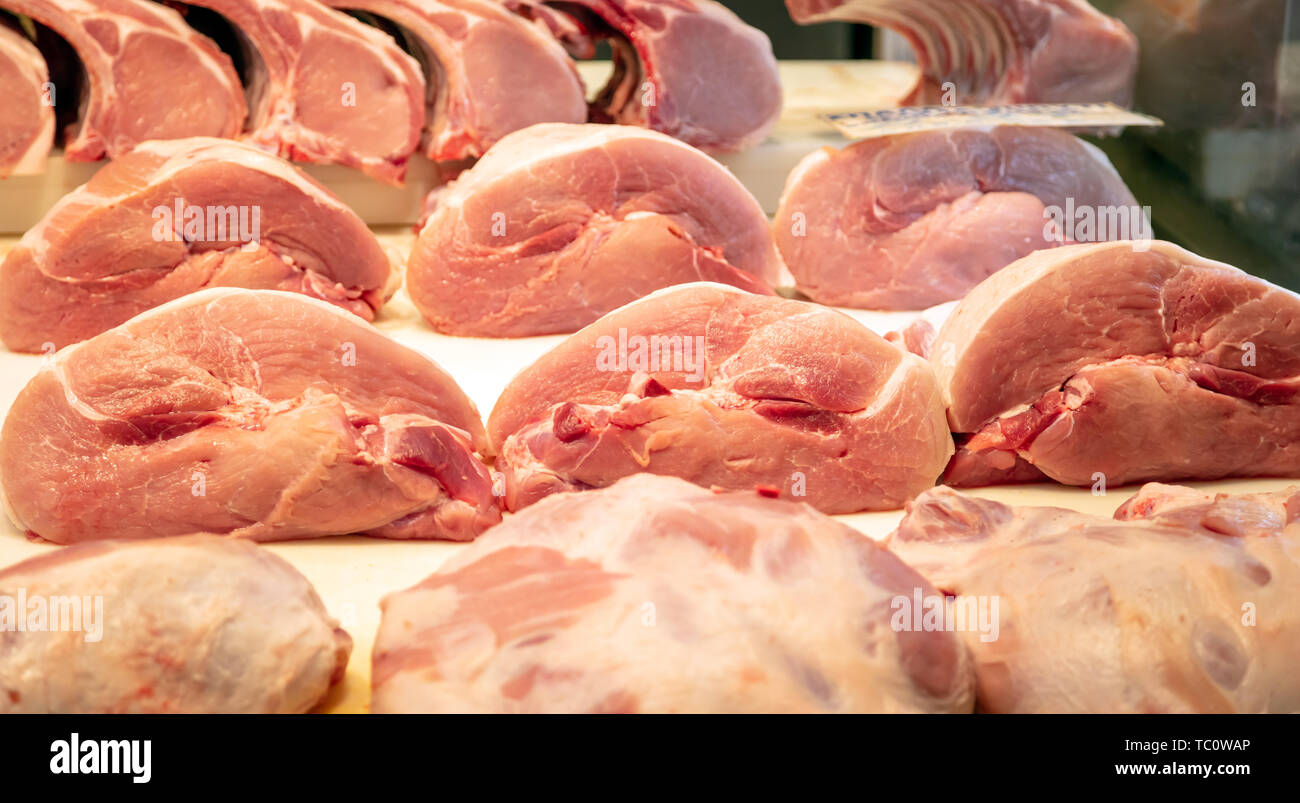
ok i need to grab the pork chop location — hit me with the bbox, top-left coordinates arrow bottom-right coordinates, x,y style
786,0 -> 1138,107
502,0 -> 782,151
773,126 -> 1138,309
0,288 -> 500,544
328,0 -> 586,162
0,136 -> 394,353
931,241 -> 1300,487
0,22 -> 53,177
371,474 -> 975,713
0,0 -> 246,161
0,535 -> 351,713
176,0 -> 426,184
408,123 -> 784,337
488,283 -> 954,513
887,485 -> 1300,713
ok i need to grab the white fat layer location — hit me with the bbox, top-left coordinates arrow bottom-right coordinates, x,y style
59,0 -> 246,110
132,138 -> 349,213
440,123 -> 760,214
859,352 -> 918,419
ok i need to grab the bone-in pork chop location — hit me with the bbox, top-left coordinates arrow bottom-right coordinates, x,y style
177,0 -> 425,184
327,0 -> 586,162
786,0 -> 1138,107
0,0 -> 245,161
0,22 -> 53,177
502,0 -> 782,151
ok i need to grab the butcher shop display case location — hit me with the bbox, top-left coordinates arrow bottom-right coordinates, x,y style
1092,0 -> 1300,288
0,0 -> 1295,781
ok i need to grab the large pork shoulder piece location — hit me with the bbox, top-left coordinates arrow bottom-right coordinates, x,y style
786,0 -> 1137,107
0,22 -> 53,178
487,283 -> 954,514
0,0 -> 246,161
371,474 -> 975,714
407,123 -> 785,337
502,0 -> 782,152
773,126 -> 1137,309
0,137 -> 394,353
0,535 -> 351,713
933,241 -> 1300,487
0,288 -> 500,544
327,0 -> 586,162
176,0 -> 426,185
887,484 -> 1300,713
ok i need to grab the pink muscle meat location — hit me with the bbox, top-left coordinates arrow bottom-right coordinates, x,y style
774,126 -> 1137,309
932,241 -> 1300,487
0,288 -> 500,544
175,0 -> 426,184
327,0 -> 587,162
502,0 -> 782,151
488,283 -> 953,513
786,0 -> 1138,107
372,474 -> 975,713
0,137 -> 395,353
408,123 -> 784,337
0,0 -> 246,161
0,22 -> 53,177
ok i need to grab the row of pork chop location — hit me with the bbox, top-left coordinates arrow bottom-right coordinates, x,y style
0,0 -> 1141,179
4,474 -> 1297,713
0,0 -> 782,180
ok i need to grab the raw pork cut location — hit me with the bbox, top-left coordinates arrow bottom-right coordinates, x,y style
0,22 -> 53,177
0,137 -> 393,353
887,485 -> 1300,713
932,241 -> 1300,487
786,0 -> 1138,107
0,288 -> 500,544
1115,483 -> 1300,537
328,0 -> 585,161
502,0 -> 782,151
488,284 -> 953,513
0,0 -> 245,161
175,0 -> 425,184
0,536 -> 351,713
408,123 -> 784,337
371,474 -> 975,713
773,126 -> 1138,309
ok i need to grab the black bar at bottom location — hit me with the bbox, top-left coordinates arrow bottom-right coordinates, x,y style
0,714 -> 1284,791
